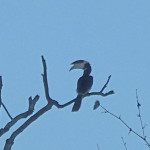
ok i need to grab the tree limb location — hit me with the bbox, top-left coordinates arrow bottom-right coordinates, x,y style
121,137 -> 128,150
52,75 -> 114,109
136,89 -> 146,138
99,104 -> 150,148
3,56 -> 114,150
0,95 -> 39,138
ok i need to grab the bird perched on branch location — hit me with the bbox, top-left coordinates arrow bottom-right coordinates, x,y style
70,60 -> 93,112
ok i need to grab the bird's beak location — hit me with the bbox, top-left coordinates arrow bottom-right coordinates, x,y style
69,66 -> 74,71
69,64 -> 83,71
69,65 -> 77,71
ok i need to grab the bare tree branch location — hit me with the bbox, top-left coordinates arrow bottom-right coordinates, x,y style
97,143 -> 100,150
121,137 -> 128,150
99,104 -> 150,148
136,89 -> 146,138
3,56 -> 114,150
1,102 -> 13,121
0,76 -> 1,108
86,75 -> 114,97
0,76 -> 13,120
4,103 -> 50,150
41,56 -> 52,103
53,75 -> 114,109
4,56 -> 53,150
41,56 -> 114,109
0,95 -> 39,137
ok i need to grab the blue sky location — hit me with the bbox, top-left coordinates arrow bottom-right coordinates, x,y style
0,0 -> 150,149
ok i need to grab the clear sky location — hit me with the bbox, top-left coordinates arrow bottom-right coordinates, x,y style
0,0 -> 150,150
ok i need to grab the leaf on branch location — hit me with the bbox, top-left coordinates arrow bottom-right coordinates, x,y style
93,100 -> 100,110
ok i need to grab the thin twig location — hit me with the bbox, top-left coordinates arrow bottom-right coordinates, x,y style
1,102 -> 13,120
0,76 -> 13,120
97,144 -> 100,150
121,137 -> 127,150
87,75 -> 114,97
0,76 -> 1,108
41,56 -> 52,103
0,95 -> 39,137
136,89 -> 145,138
99,104 -> 150,148
100,75 -> 111,93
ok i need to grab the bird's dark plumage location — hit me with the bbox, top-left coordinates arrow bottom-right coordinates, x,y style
77,75 -> 93,95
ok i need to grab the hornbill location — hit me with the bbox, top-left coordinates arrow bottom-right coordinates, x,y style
70,60 -> 93,112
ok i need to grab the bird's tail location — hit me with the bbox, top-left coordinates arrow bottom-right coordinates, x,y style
72,95 -> 83,112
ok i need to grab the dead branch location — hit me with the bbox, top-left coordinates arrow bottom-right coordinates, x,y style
3,56 -> 113,150
0,95 -> 39,137
136,89 -> 146,138
121,137 -> 128,150
53,75 -> 114,109
97,143 -> 100,150
99,103 -> 150,148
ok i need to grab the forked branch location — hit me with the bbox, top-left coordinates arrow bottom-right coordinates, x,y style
0,95 -> 39,137
3,56 -> 114,150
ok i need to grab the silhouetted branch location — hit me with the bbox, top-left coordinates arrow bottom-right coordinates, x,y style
4,102 -> 50,150
3,56 -> 114,150
87,75 -> 114,97
97,144 -> 100,150
0,95 -> 39,138
0,76 -> 13,120
0,76 -> 1,108
1,102 -> 13,120
121,137 -> 127,150
136,89 -> 146,138
4,56 -> 53,150
53,75 -> 114,109
99,104 -> 150,148
41,56 -> 114,109
41,56 -> 52,103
